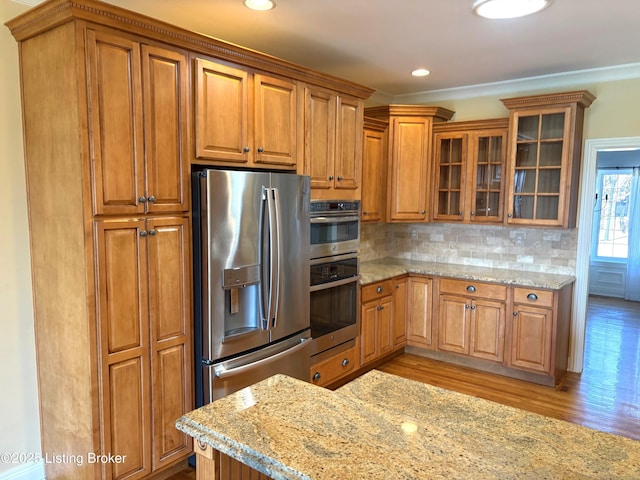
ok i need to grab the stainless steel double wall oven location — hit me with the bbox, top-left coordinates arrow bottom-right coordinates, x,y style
309,201 -> 361,355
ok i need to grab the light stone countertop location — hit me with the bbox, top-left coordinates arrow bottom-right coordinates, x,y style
360,257 -> 575,290
176,370 -> 640,480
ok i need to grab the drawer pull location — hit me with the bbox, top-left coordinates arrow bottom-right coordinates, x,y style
466,285 -> 476,293
342,358 -> 349,367
312,372 -> 321,381
527,293 -> 538,301
376,286 -> 383,293
513,311 -> 518,317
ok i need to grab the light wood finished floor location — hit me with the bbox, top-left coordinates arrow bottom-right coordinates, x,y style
168,295 -> 639,479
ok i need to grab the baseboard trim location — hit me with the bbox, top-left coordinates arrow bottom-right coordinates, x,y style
0,462 -> 45,480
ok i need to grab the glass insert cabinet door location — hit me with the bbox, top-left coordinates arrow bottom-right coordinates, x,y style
507,107 -> 571,225
434,133 -> 465,220
472,131 -> 506,222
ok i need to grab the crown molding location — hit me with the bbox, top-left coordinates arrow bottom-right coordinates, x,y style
395,63 -> 640,103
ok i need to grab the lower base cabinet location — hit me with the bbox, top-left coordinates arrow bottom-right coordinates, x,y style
406,277 -> 434,348
310,341 -> 359,388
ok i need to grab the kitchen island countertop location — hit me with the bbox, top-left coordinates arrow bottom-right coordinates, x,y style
176,370 -> 639,479
360,257 -> 575,289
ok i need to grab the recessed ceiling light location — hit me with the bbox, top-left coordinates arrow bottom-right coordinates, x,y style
412,68 -> 430,77
243,0 -> 276,11
472,0 -> 551,19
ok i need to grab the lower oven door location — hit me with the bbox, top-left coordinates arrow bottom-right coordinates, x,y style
310,276 -> 360,355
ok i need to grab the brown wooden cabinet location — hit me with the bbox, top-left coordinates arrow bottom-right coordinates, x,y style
392,277 -> 408,347
364,105 -> 454,222
361,116 -> 388,223
508,285 -> 572,385
437,278 -> 507,363
432,120 -> 508,223
303,85 -> 363,200
501,91 -> 595,227
95,216 -> 192,478
309,340 -> 359,388
406,276 -> 434,348
86,28 -> 190,216
194,58 -> 298,169
360,280 -> 395,366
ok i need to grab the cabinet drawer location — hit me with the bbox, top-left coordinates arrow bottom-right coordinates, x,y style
310,345 -> 358,387
439,278 -> 507,300
361,279 -> 394,302
514,288 -> 554,308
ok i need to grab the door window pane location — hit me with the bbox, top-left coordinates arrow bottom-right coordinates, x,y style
595,172 -> 631,259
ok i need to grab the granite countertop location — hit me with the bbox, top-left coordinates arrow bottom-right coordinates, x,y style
176,370 -> 639,479
360,257 -> 575,290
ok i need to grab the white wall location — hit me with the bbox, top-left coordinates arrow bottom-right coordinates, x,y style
0,1 -> 42,477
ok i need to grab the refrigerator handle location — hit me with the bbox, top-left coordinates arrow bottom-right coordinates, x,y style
213,338 -> 309,380
271,187 -> 282,328
265,188 -> 278,327
259,188 -> 270,330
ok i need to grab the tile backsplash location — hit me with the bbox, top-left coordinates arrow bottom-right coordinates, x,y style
360,223 -> 578,275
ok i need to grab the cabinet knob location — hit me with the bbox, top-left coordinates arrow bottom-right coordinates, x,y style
138,196 -> 147,203
148,195 -> 156,203
329,175 -> 334,181
341,358 -> 349,367
471,211 -> 475,216
140,230 -> 148,237
527,293 -> 538,301
421,210 -> 426,215
458,211 -> 463,216
257,147 -> 264,153
513,311 -> 518,317
466,285 -> 476,293
243,146 -> 250,153
312,372 -> 321,381
148,229 -> 157,236
508,213 -> 513,218
470,305 -> 476,310
376,286 -> 383,293
465,304 -> 470,309
337,176 -> 343,181
377,305 -> 385,311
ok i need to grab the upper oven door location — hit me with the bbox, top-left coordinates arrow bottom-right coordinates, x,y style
310,214 -> 360,258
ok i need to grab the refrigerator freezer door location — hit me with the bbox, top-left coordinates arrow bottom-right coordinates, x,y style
204,331 -> 312,403
268,173 -> 310,342
203,170 -> 272,361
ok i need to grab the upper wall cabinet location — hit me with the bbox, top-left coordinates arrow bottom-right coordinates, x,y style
362,116 -> 388,223
86,29 -> 190,216
194,58 -> 298,170
365,105 -> 455,222
432,119 -> 508,223
501,91 -> 595,228
303,85 -> 364,200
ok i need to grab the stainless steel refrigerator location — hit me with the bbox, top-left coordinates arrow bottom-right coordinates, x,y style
193,169 -> 311,405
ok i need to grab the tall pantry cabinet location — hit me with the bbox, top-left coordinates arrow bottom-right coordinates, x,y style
7,7 -> 192,480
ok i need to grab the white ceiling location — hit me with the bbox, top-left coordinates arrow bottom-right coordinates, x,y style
12,0 -> 640,97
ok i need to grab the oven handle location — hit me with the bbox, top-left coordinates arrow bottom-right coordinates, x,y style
310,274 -> 360,292
310,252 -> 359,265
310,215 -> 360,224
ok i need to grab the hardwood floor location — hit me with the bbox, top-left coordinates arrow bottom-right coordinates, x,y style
168,295 -> 639,479
378,295 -> 640,441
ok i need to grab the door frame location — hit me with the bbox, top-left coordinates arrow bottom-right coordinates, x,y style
570,136 -> 640,372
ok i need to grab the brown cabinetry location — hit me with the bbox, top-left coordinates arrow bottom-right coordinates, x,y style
360,280 -> 395,366
432,120 -> 508,223
501,91 -> 595,227
303,86 -> 363,199
86,28 -> 190,216
508,285 -> 572,385
96,217 -> 192,478
194,58 -> 298,169
365,105 -> 454,222
361,116 -> 388,222
437,278 -> 507,363
406,276 -> 434,348
393,277 -> 408,347
310,341 -> 359,388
